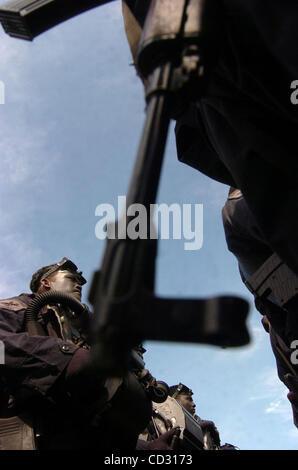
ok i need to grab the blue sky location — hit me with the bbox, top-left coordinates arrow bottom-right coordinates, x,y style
0,1 -> 297,450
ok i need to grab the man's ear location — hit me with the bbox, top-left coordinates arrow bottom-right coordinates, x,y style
40,278 -> 51,290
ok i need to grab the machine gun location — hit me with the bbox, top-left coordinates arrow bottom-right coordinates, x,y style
0,0 -> 250,376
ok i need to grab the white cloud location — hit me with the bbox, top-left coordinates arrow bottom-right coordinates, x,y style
249,367 -> 284,400
0,126 -> 58,185
0,232 -> 45,298
0,30 -> 31,90
287,427 -> 298,440
248,367 -> 292,423
0,34 -> 62,188
265,398 -> 291,419
0,274 -> 16,299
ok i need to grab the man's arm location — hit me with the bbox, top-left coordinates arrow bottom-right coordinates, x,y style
136,428 -> 180,450
0,297 -> 78,397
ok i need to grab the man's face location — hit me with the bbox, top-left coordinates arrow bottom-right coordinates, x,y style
45,269 -> 83,300
176,393 -> 196,415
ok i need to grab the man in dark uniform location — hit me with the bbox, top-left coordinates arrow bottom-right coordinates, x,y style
169,384 -> 198,416
0,258 -> 152,450
122,1 -> 298,277
170,383 -> 239,450
222,189 -> 298,428
169,383 -> 221,450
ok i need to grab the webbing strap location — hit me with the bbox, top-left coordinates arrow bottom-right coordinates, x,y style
245,253 -> 298,307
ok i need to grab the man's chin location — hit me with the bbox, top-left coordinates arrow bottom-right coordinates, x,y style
72,291 -> 82,301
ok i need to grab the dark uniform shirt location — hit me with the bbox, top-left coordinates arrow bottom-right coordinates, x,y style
174,1 -> 298,276
0,293 -> 101,449
0,293 -> 78,397
0,293 -> 152,450
122,1 -> 298,274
